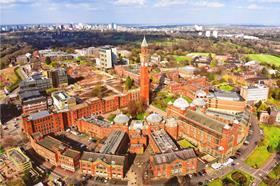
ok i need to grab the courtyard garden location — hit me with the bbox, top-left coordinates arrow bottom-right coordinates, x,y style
208,170 -> 254,186
177,139 -> 195,148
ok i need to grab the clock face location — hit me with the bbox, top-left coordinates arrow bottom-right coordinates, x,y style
145,63 -> 148,67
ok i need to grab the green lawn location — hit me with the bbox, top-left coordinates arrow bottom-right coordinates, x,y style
177,139 -> 195,148
173,55 -> 192,62
208,179 -> 222,186
208,170 -> 253,186
0,146 -> 4,155
245,124 -> 280,168
152,91 -> 177,110
246,54 -> 280,66
218,83 -> 234,91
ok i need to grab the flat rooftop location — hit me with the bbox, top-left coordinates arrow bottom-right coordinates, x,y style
28,110 -> 50,121
99,130 -> 126,154
7,148 -> 30,164
80,115 -> 112,128
62,149 -> 80,159
52,91 -> 70,101
151,129 -> 178,153
37,136 -> 66,153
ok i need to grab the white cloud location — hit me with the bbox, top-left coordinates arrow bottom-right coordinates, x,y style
248,0 -> 280,3
115,0 -> 145,6
194,1 -> 224,8
0,0 -> 35,5
247,3 -> 263,9
154,0 -> 188,7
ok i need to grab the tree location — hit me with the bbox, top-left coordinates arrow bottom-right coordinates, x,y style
210,59 -> 218,68
124,76 -> 134,90
127,100 -> 146,118
45,56 -> 52,65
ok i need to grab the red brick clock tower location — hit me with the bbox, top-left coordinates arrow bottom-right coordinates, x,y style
140,36 -> 150,105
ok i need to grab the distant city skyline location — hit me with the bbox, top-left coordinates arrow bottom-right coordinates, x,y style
1,0 -> 280,25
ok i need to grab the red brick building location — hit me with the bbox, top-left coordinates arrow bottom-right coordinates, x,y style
22,90 -> 140,136
166,97 -> 245,160
23,110 -> 64,136
150,149 -> 199,178
80,152 -> 129,179
30,133 -> 80,172
169,76 -> 209,100
207,91 -> 246,114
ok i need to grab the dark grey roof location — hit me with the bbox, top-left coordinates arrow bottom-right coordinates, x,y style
80,115 -> 111,128
152,148 -> 197,165
80,151 -> 126,165
100,131 -> 126,154
185,110 -> 225,133
28,110 -> 50,120
19,90 -> 42,100
213,91 -> 242,101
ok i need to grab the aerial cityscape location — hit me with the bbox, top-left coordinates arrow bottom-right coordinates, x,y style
0,0 -> 280,186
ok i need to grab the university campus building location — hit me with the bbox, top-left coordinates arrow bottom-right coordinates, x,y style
22,37 -> 251,180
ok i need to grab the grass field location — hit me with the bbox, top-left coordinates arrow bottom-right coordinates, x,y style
246,54 -> 280,66
173,55 -> 192,62
245,124 -> 280,168
177,139 -> 195,148
208,170 -> 253,186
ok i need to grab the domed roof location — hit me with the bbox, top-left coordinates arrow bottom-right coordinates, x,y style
146,112 -> 162,123
113,113 -> 129,124
192,98 -> 206,107
173,97 -> 189,110
196,89 -> 207,97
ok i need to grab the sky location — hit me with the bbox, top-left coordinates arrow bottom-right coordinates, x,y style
0,0 -> 280,25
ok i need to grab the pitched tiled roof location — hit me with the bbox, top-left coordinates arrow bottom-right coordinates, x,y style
153,148 -> 197,165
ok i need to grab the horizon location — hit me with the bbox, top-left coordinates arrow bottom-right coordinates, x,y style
1,0 -> 280,26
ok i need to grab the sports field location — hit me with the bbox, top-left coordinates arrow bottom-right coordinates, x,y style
246,54 -> 280,66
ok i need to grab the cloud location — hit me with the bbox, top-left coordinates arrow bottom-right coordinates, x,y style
193,1 -> 224,8
115,0 -> 145,6
154,0 -> 188,7
247,3 -> 263,9
248,0 -> 280,3
154,0 -> 224,8
0,0 -> 35,5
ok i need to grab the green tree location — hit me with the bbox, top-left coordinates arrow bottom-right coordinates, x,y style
124,76 -> 134,90
210,59 -> 217,68
45,56 -> 52,65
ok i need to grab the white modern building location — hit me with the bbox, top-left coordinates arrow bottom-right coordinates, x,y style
98,46 -> 118,69
240,84 -> 269,102
51,91 -> 76,110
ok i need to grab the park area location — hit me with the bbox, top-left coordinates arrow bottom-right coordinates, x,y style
245,124 -> 280,168
246,54 -> 280,66
208,170 -> 254,186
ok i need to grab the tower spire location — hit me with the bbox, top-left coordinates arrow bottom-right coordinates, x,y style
141,36 -> 148,48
